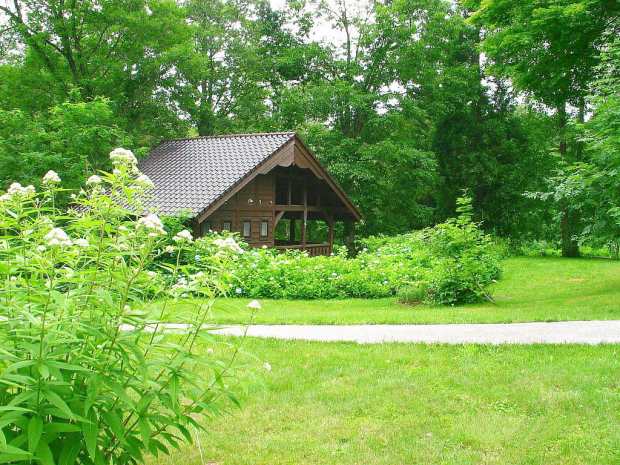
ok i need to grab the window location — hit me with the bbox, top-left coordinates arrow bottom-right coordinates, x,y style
243,220 -> 251,238
222,220 -> 232,232
261,220 -> 269,237
201,220 -> 211,236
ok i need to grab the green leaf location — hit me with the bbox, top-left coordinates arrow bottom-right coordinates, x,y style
4,359 -> 37,373
170,375 -> 179,407
44,423 -> 82,434
34,441 -> 54,465
28,416 -> 43,453
36,361 -> 50,379
0,452 -> 32,463
138,417 -> 151,449
100,410 -> 124,443
83,409 -> 98,461
58,435 -> 81,465
176,424 -> 192,444
43,391 -> 75,420
85,374 -> 103,413
107,379 -> 135,409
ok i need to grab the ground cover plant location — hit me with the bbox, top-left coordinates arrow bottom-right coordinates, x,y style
0,151 -> 265,464
170,256 -> 620,325
164,197 -> 501,305
146,338 -> 620,465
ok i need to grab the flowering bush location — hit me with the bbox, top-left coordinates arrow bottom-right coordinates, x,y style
0,152 -> 264,464
171,196 -> 501,304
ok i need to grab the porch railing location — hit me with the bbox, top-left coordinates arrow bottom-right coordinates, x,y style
273,243 -> 332,257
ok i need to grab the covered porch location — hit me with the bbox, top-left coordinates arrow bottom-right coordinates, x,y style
270,165 -> 358,257
273,210 -> 336,257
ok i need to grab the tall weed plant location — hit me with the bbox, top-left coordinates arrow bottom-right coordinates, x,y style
0,150 -> 263,464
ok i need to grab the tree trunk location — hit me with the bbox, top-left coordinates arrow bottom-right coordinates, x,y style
561,206 -> 580,258
343,222 -> 356,256
558,102 -> 580,258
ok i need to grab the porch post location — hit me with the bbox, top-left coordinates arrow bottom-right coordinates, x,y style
327,214 -> 334,244
301,180 -> 307,250
327,213 -> 334,256
301,211 -> 307,250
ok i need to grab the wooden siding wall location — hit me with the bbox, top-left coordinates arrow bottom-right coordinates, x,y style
202,173 -> 275,248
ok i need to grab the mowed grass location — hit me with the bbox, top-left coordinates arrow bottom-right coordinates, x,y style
147,338 -> 620,464
171,257 -> 620,325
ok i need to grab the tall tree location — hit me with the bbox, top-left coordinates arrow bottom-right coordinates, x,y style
272,0 -> 441,242
463,0 -> 620,256
0,0 -> 190,144
543,36 -> 620,257
170,0 -> 266,136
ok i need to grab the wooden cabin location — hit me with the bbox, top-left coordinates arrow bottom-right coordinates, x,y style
137,132 -> 362,256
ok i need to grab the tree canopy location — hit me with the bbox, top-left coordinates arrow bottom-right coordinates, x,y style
1,0 -> 619,252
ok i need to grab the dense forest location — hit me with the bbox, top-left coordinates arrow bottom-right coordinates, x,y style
0,0 -> 619,256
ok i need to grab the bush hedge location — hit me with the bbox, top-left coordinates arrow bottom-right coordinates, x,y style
171,196 -> 502,305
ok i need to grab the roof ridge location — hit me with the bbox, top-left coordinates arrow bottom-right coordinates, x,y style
158,132 -> 297,144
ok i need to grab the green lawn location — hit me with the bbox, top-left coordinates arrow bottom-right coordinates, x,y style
147,338 -> 620,464
172,257 -> 620,325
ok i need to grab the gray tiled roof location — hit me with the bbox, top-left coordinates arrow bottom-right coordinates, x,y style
138,132 -> 296,217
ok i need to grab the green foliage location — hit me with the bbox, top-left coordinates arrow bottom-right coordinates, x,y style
0,150 -> 263,464
0,0 -> 191,145
465,0 -> 620,256
171,197 -> 501,304
417,196 -> 502,304
203,257 -> 620,326
0,96 -> 133,195
396,282 -> 430,305
464,0 -> 616,109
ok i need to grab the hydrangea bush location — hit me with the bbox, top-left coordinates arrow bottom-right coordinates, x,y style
0,151 -> 264,464
172,196 -> 502,304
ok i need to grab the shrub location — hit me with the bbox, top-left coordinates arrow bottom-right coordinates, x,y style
421,196 -> 502,304
396,283 -> 429,304
168,196 -> 502,304
0,152 -> 264,464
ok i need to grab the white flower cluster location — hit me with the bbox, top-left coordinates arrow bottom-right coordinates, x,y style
4,183 -> 35,200
45,228 -> 72,247
136,214 -> 166,236
213,237 -> 243,254
74,238 -> 90,248
135,174 -> 154,189
86,175 -> 103,185
170,278 -> 190,297
173,230 -> 193,243
189,271 -> 205,280
42,170 -> 61,185
189,271 -> 207,285
246,300 -> 261,310
110,148 -> 137,166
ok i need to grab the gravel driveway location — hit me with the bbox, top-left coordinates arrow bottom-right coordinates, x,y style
212,320 -> 620,344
